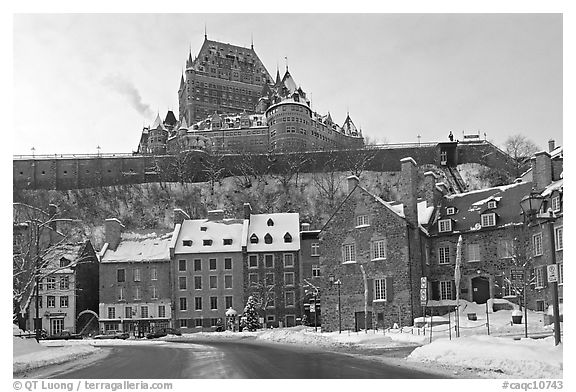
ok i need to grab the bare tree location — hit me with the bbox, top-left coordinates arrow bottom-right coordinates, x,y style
503,134 -> 539,177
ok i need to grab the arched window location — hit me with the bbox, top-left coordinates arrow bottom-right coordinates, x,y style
264,233 -> 273,244
267,218 -> 274,226
250,234 -> 259,244
283,232 -> 292,243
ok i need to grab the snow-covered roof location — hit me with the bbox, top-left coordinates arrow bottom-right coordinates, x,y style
41,242 -> 92,273
541,178 -> 563,197
101,231 -> 173,263
174,219 -> 245,254
246,213 -> 300,252
418,200 -> 434,226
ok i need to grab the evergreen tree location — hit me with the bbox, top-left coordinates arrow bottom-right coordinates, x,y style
243,296 -> 260,331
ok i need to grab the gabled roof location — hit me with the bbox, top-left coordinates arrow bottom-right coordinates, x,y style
430,182 -> 533,235
247,213 -> 300,252
101,231 -> 173,263
174,218 -> 245,254
41,241 -> 95,274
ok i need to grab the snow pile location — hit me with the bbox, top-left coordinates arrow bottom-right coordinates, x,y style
408,336 -> 562,378
14,342 -> 99,374
13,325 -> 47,357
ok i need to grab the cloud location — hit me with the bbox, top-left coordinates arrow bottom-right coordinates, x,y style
102,74 -> 154,118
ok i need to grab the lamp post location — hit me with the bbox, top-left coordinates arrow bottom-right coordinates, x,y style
329,276 -> 342,333
520,192 -> 561,346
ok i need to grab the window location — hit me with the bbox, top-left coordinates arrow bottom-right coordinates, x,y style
134,268 -> 141,282
158,305 -> 166,318
536,300 -> 545,312
267,218 -> 274,226
481,213 -> 496,227
47,296 -> 55,308
134,286 -> 141,300
194,259 -> 202,271
223,238 -> 233,245
195,297 -> 202,310
284,253 -> 294,268
535,267 -> 545,289
487,200 -> 497,209
117,269 -> 125,283
551,196 -> 561,212
264,233 -> 273,244
203,239 -> 213,246
558,263 -> 563,285
284,232 -> 292,243
249,255 -> 258,269
180,319 -> 188,328
440,281 -> 454,300
467,244 -> 481,262
151,267 -> 158,280
533,233 -> 543,256
343,243 -> 356,263
225,296 -> 233,309
284,272 -> 295,286
59,276 -> 70,290
209,276 -> 218,289
125,306 -> 132,318
179,297 -> 187,311
118,287 -> 125,301
285,291 -> 295,307
265,254 -> 274,268
249,273 -> 258,284
108,307 -> 116,319
250,234 -> 259,244
59,257 -> 69,268
224,258 -> 232,270
46,277 -> 56,290
555,226 -> 563,251
446,207 -> 456,215
266,273 -> 275,286
438,219 -> 452,232
182,240 -> 192,247
356,215 -> 370,227
179,260 -> 187,272
372,239 -> 387,260
224,275 -> 233,289
194,276 -> 202,290
374,279 -> 387,301
438,246 -> 450,264
311,243 -> 320,256
210,297 -> 218,310
179,277 -> 187,290
499,239 -> 514,259
312,265 -> 321,277
194,319 -> 202,328
209,259 -> 217,270
151,286 -> 158,299
60,296 -> 68,307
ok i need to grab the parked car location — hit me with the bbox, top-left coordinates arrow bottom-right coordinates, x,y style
44,330 -> 82,340
93,330 -> 129,340
146,328 -> 182,339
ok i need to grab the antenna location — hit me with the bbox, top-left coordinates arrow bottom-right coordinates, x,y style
204,23 -> 207,40
285,56 -> 288,71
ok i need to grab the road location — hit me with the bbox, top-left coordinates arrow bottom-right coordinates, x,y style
47,340 -> 447,379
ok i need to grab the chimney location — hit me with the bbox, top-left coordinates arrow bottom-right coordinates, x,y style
301,222 -> 311,231
399,157 -> 418,227
435,182 -> 449,196
105,218 -> 124,251
548,139 -> 555,152
423,171 -> 438,207
173,208 -> 190,225
47,204 -> 58,231
347,175 -> 359,194
207,209 -> 225,221
243,203 -> 252,220
532,151 -> 552,192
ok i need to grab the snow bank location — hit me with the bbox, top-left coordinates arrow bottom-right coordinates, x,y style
14,344 -> 100,374
408,336 -> 562,378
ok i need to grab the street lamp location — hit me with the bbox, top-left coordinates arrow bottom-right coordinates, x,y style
520,192 -> 561,346
329,276 -> 342,334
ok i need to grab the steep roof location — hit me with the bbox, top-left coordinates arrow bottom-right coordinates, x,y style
164,110 -> 177,127
151,113 -> 165,130
430,181 -> 533,235
174,218 -> 245,254
281,70 -> 298,94
41,241 -> 94,274
341,114 -> 358,135
247,213 -> 300,252
101,231 -> 173,263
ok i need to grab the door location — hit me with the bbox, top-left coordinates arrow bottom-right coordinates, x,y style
50,318 -> 64,335
354,311 -> 373,331
471,276 -> 490,304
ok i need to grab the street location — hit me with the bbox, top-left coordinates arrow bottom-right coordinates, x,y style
46,340 -> 446,379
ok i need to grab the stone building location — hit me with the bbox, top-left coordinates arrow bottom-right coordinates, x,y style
98,219 -> 173,335
299,223 -> 321,325
170,210 -> 245,331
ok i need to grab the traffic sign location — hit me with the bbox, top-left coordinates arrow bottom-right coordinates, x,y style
510,269 -> 524,282
547,265 -> 558,283
420,277 -> 427,289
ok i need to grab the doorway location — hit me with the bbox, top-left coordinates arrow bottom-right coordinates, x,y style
471,276 -> 490,304
354,311 -> 373,331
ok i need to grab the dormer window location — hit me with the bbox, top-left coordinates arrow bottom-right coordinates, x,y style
264,233 -> 273,244
283,232 -> 292,243
446,207 -> 456,216
200,226 -> 207,232
59,257 -> 69,268
203,239 -> 213,246
182,240 -> 192,247
250,234 -> 259,244
487,201 -> 497,209
267,218 -> 274,226
223,239 -> 233,245
438,219 -> 452,233
481,213 -> 496,227
551,195 -> 561,212
356,215 -> 370,227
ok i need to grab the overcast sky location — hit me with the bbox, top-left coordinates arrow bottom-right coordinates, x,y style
13,13 -> 562,155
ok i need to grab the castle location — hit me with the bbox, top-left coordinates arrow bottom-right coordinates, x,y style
137,35 -> 364,155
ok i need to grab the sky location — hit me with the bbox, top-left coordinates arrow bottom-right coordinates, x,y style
12,13 -> 563,155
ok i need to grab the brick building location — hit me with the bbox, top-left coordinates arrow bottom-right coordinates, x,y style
99,219 -> 173,335
170,210 -> 245,331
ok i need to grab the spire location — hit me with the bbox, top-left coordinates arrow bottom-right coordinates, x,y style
204,23 -> 207,40
285,56 -> 289,72
251,33 -> 254,50
179,72 -> 185,90
275,65 -> 281,86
